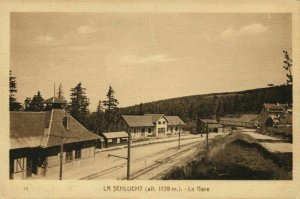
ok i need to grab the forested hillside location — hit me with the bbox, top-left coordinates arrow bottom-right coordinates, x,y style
119,85 -> 292,122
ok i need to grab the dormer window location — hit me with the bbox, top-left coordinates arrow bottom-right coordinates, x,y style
63,117 -> 70,130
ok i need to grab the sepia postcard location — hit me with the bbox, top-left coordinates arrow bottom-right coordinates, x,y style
0,0 -> 300,198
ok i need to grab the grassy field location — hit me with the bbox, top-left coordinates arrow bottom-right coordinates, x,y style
259,127 -> 292,143
162,132 -> 292,180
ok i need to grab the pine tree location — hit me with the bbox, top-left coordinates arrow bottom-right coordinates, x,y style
139,103 -> 144,115
87,100 -> 105,135
283,50 -> 293,85
9,70 -> 21,111
96,100 -> 104,114
69,82 -> 90,127
57,83 -> 66,101
103,86 -> 119,131
24,97 -> 31,111
26,91 -> 45,112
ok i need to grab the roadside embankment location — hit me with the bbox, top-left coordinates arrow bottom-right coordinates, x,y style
162,132 -> 292,180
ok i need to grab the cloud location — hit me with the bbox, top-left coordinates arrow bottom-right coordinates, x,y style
221,23 -> 268,39
34,35 -> 58,45
69,44 -> 108,52
120,54 -> 175,64
220,29 -> 235,39
76,25 -> 97,34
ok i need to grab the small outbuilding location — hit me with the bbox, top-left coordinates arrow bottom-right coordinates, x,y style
101,131 -> 128,148
198,119 -> 223,133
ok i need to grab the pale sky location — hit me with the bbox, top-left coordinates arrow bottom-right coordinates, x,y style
11,13 -> 291,111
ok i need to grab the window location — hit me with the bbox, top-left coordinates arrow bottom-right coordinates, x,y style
14,158 -> 25,173
175,126 -> 179,131
163,121 -> 166,124
148,128 -> 152,133
158,128 -> 165,133
75,148 -> 81,159
141,128 -> 145,133
134,128 -> 137,133
170,127 -> 173,132
158,121 -> 161,125
107,139 -> 112,143
66,151 -> 73,162
63,117 -> 70,130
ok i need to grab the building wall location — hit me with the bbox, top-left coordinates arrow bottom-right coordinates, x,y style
155,117 -> 168,137
129,127 -> 155,139
105,137 -> 128,147
167,125 -> 182,135
45,145 -> 95,177
10,143 -> 97,179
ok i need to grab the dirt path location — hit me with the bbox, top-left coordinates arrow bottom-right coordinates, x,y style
241,129 -> 292,153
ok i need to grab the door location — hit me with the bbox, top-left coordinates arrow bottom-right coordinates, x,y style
26,157 -> 32,177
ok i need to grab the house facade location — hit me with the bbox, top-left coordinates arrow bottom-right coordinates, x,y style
10,97 -> 101,179
165,116 -> 185,135
198,119 -> 223,133
260,103 -> 292,129
117,114 -> 185,139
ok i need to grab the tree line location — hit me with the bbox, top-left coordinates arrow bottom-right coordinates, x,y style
119,85 -> 292,123
9,74 -> 119,134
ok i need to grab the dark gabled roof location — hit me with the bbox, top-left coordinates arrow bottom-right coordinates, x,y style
10,109 -> 101,149
102,131 -> 128,139
144,114 -> 165,123
122,115 -> 154,127
165,116 -> 186,125
10,112 -> 47,149
46,109 -> 100,147
44,97 -> 66,104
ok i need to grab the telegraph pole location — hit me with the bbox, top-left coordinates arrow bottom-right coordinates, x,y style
127,131 -> 131,180
107,129 -> 131,180
59,137 -> 63,180
178,122 -> 181,149
49,133 -> 79,180
206,120 -> 209,151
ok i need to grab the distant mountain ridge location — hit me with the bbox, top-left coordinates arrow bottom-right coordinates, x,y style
119,85 -> 292,122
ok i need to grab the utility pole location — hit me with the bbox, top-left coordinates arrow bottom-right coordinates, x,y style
206,120 -> 209,152
178,122 -> 181,149
59,137 -> 63,180
108,129 -> 131,180
49,133 -> 79,180
127,130 -> 131,180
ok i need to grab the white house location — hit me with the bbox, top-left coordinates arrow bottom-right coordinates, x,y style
117,114 -> 185,139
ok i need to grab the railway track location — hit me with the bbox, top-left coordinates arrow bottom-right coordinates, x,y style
127,141 -> 203,180
80,139 -> 203,180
